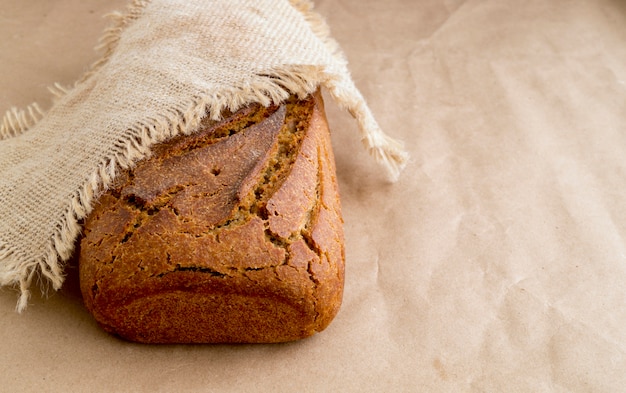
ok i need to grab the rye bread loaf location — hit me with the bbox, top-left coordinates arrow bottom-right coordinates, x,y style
78,92 -> 345,343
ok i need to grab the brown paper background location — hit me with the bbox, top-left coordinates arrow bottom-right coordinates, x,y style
2,0 -> 626,391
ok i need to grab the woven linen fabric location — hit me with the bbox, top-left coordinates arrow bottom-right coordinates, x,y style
0,0 -> 407,311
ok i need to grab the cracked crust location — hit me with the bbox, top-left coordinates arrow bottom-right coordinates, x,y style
78,92 -> 345,343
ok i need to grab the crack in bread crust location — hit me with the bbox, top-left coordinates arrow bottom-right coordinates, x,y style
79,93 -> 344,343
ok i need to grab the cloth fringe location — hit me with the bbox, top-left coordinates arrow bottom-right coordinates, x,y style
0,103 -> 45,140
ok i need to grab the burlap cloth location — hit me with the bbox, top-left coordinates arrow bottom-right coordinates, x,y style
0,0 -> 407,311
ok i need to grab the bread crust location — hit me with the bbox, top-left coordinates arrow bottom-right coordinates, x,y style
78,92 -> 345,343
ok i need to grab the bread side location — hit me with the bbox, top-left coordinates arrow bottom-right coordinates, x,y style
78,92 -> 345,343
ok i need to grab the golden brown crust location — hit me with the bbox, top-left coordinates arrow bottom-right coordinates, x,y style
78,92 -> 344,343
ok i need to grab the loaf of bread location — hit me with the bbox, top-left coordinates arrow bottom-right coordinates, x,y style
78,91 -> 345,343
